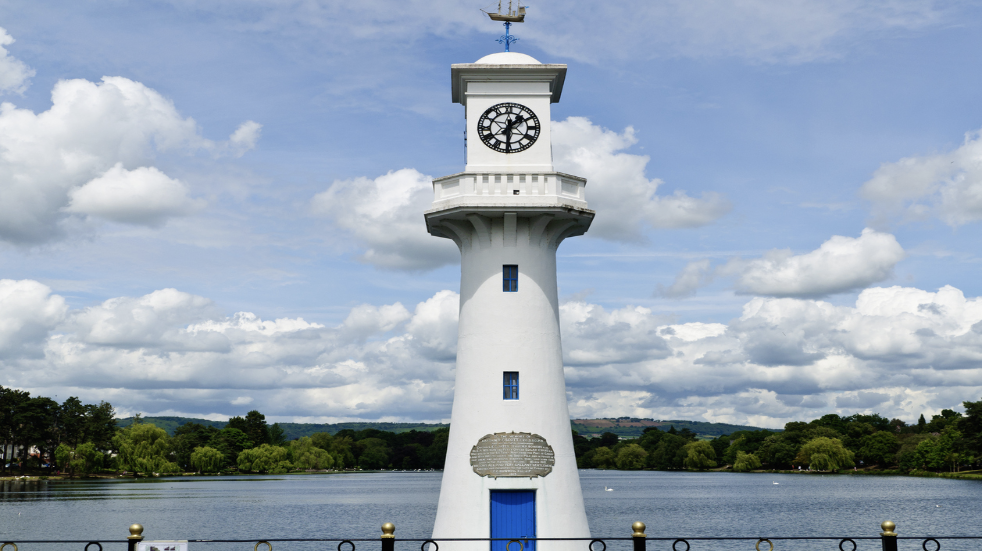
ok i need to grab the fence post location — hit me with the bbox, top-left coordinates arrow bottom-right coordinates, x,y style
127,524 -> 144,551
632,522 -> 646,551
880,521 -> 897,551
381,522 -> 395,551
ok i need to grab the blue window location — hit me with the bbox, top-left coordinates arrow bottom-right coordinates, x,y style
503,265 -> 518,292
503,372 -> 519,400
491,490 -> 535,551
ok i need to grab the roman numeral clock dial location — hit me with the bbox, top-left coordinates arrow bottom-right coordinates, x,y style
477,102 -> 540,153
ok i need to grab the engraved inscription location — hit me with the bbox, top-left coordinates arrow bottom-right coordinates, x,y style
469,432 -> 555,478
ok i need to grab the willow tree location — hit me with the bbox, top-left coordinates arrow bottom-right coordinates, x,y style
54,442 -> 104,477
683,440 -> 717,470
190,446 -> 225,473
290,437 -> 334,470
237,444 -> 290,473
795,437 -> 854,471
113,422 -> 180,475
732,451 -> 762,472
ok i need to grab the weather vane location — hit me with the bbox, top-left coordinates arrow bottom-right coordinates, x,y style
483,0 -> 526,52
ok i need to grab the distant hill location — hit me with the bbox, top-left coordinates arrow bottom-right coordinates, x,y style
118,416 -> 773,440
117,416 -> 448,438
571,418 -> 780,439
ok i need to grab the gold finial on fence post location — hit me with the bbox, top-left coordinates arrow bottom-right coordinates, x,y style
632,522 -> 646,551
127,524 -> 144,551
381,522 -> 396,551
879,521 -> 897,551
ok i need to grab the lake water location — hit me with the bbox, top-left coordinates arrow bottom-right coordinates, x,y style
1,470 -> 980,551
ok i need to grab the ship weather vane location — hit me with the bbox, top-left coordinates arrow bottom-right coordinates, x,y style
483,1 -> 526,52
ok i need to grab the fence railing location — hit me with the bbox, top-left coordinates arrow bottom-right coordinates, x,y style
1,520 -> 976,551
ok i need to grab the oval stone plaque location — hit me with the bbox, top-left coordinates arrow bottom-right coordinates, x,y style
469,431 -> 555,478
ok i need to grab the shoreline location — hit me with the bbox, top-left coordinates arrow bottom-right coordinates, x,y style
4,468 -> 982,482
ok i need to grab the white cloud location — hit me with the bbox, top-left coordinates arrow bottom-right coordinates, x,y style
342,302 -> 412,340
3,281 -> 982,426
564,284 -> 982,426
227,120 -> 262,157
71,288 -> 226,350
66,163 -> 202,226
311,119 -> 731,270
552,117 -> 731,241
662,229 -> 905,298
0,74 -> 257,244
310,168 -> 459,270
0,279 -> 66,359
0,27 -> 34,95
861,128 -> 982,227
658,259 -> 713,298
726,228 -> 906,297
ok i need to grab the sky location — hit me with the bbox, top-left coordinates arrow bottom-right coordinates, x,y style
1,0 -> 981,428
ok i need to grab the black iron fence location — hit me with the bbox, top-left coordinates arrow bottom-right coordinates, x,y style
2,520 -> 978,551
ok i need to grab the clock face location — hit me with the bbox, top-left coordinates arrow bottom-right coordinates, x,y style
477,102 -> 540,153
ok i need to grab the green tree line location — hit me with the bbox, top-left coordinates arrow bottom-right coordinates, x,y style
2,385 -> 449,477
1,386 -> 116,476
575,398 -> 982,473
114,410 -> 449,475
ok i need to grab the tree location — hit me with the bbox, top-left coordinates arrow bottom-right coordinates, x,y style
237,444 -> 290,473
615,443 -> 647,470
916,426 -> 961,471
290,437 -> 334,470
0,387 -> 30,474
961,398 -> 982,456
648,433 -> 690,470
857,431 -> 899,466
113,422 -> 180,475
592,447 -> 615,469
16,396 -> 59,473
682,441 -> 717,470
269,423 -> 286,446
173,423 -> 220,471
228,410 -> 270,447
83,401 -> 117,450
794,437 -> 854,471
55,442 -> 103,477
58,397 -> 88,448
190,446 -> 225,473
357,438 -> 391,469
207,427 -> 253,468
732,451 -> 762,472
756,435 -> 796,468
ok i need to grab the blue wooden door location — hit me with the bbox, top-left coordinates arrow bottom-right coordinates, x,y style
490,490 -> 536,551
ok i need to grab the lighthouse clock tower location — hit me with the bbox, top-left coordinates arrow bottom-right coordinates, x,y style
426,50 -> 593,551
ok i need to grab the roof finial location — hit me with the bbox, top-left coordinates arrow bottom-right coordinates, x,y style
483,1 -> 525,52
497,22 -> 518,52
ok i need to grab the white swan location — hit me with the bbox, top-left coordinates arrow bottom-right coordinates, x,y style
604,486 -> 614,491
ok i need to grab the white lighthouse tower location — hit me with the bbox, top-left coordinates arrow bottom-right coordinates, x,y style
426,50 -> 593,551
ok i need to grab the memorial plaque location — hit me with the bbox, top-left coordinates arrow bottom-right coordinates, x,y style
138,542 -> 188,551
470,432 -> 555,478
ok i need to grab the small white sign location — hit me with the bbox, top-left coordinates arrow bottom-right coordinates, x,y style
138,541 -> 188,551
